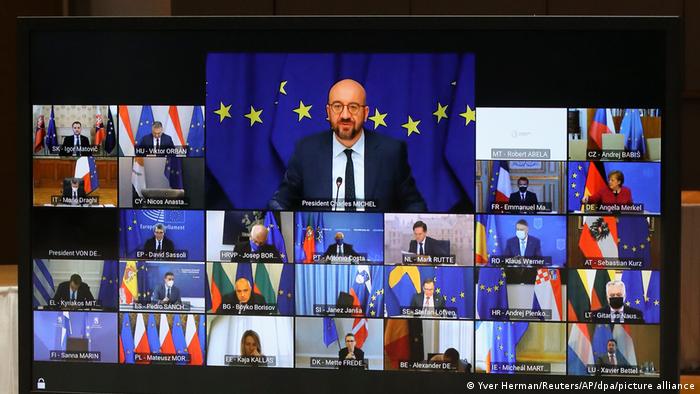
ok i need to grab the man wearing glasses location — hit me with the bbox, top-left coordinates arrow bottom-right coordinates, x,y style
268,79 -> 426,212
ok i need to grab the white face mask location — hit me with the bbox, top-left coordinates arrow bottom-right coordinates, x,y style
166,280 -> 174,288
516,230 -> 527,240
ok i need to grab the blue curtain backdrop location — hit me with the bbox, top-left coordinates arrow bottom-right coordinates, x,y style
205,53 -> 475,211
295,265 -> 384,317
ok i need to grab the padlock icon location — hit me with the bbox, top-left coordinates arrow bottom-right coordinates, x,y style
37,378 -> 46,390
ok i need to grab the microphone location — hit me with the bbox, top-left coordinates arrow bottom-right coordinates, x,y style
334,177 -> 343,211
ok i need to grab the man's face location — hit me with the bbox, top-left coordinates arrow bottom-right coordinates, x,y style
154,228 -> 165,241
414,227 -> 426,243
69,281 -> 79,292
515,223 -> 529,237
72,123 -> 82,135
423,282 -> 435,298
251,229 -> 267,247
236,280 -> 252,303
335,235 -> 344,245
164,275 -> 174,285
71,181 -> 79,191
607,341 -> 617,354
326,81 -> 369,142
345,335 -> 356,351
607,283 -> 624,301
152,126 -> 163,138
518,180 -> 528,191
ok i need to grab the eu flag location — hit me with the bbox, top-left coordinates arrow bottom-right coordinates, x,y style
46,106 -> 59,154
120,313 -> 135,364
435,267 -> 473,318
164,156 -> 184,189
135,105 -> 154,146
187,105 -> 205,157
147,313 -> 160,354
206,53 -> 475,211
294,212 -> 325,262
621,270 -> 645,316
490,322 -> 528,373
235,263 -> 254,289
617,216 -> 652,268
171,315 -> 188,365
97,261 -> 118,309
645,271 -> 660,323
322,317 -> 338,347
119,210 -> 143,257
264,211 -> 288,262
568,161 -> 587,211
619,109 -> 646,156
105,106 -> 117,154
476,268 -> 508,320
276,263 -> 295,315
136,262 -> 150,304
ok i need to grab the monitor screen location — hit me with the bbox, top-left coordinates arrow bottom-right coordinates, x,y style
20,16 -> 679,393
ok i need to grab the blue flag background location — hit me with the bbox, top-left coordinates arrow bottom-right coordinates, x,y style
206,53 -> 475,211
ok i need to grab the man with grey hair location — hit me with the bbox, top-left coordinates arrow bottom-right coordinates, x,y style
136,120 -> 175,156
589,279 -> 644,323
231,223 -> 283,263
144,223 -> 175,253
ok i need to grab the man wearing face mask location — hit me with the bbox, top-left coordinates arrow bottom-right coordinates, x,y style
504,219 -> 542,258
151,272 -> 182,305
508,177 -> 539,206
321,232 -> 359,262
589,280 -> 644,323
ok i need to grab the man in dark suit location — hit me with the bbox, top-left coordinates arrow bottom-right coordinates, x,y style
137,121 -> 175,156
60,121 -> 91,157
52,274 -> 95,304
321,232 -> 359,262
338,333 -> 365,368
595,339 -> 627,367
504,219 -> 543,258
589,280 -> 645,323
150,271 -> 182,305
143,223 -> 175,253
508,177 -> 538,206
62,178 -> 87,203
408,220 -> 448,256
268,79 -> 426,212
409,278 -> 446,316
220,278 -> 268,314
231,224 -> 282,263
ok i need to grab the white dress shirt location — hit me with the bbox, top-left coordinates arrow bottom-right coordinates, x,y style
331,132 -> 365,211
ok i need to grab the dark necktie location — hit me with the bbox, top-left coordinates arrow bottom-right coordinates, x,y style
521,193 -> 525,201
156,138 -> 160,153
75,136 -> 81,157
157,241 -> 161,251
71,291 -> 75,301
419,242 -> 424,255
343,149 -> 356,211
166,287 -> 170,299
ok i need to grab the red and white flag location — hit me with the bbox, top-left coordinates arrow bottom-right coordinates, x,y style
533,268 -> 562,321
159,314 -> 176,354
185,314 -> 203,365
134,313 -> 150,364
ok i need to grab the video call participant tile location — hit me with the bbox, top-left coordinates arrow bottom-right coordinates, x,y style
476,160 -> 566,214
33,156 -> 118,207
119,209 -> 204,261
568,161 -> 661,215
206,262 -> 294,316
567,108 -> 662,162
294,212 -> 384,264
385,266 -> 473,319
568,269 -> 660,324
118,105 -> 204,158
119,261 -> 206,313
475,267 -> 566,322
384,319 -> 473,373
475,215 -> 566,268
32,259 -> 118,312
384,213 -> 474,266
118,157 -> 204,209
206,211 -> 293,263
34,311 -> 118,363
295,264 -> 384,318
295,317 -> 383,370
118,313 -> 205,366
567,216 -> 660,270
32,207 -> 118,260
567,323 -> 660,377
206,315 -> 293,368
32,105 -> 118,157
